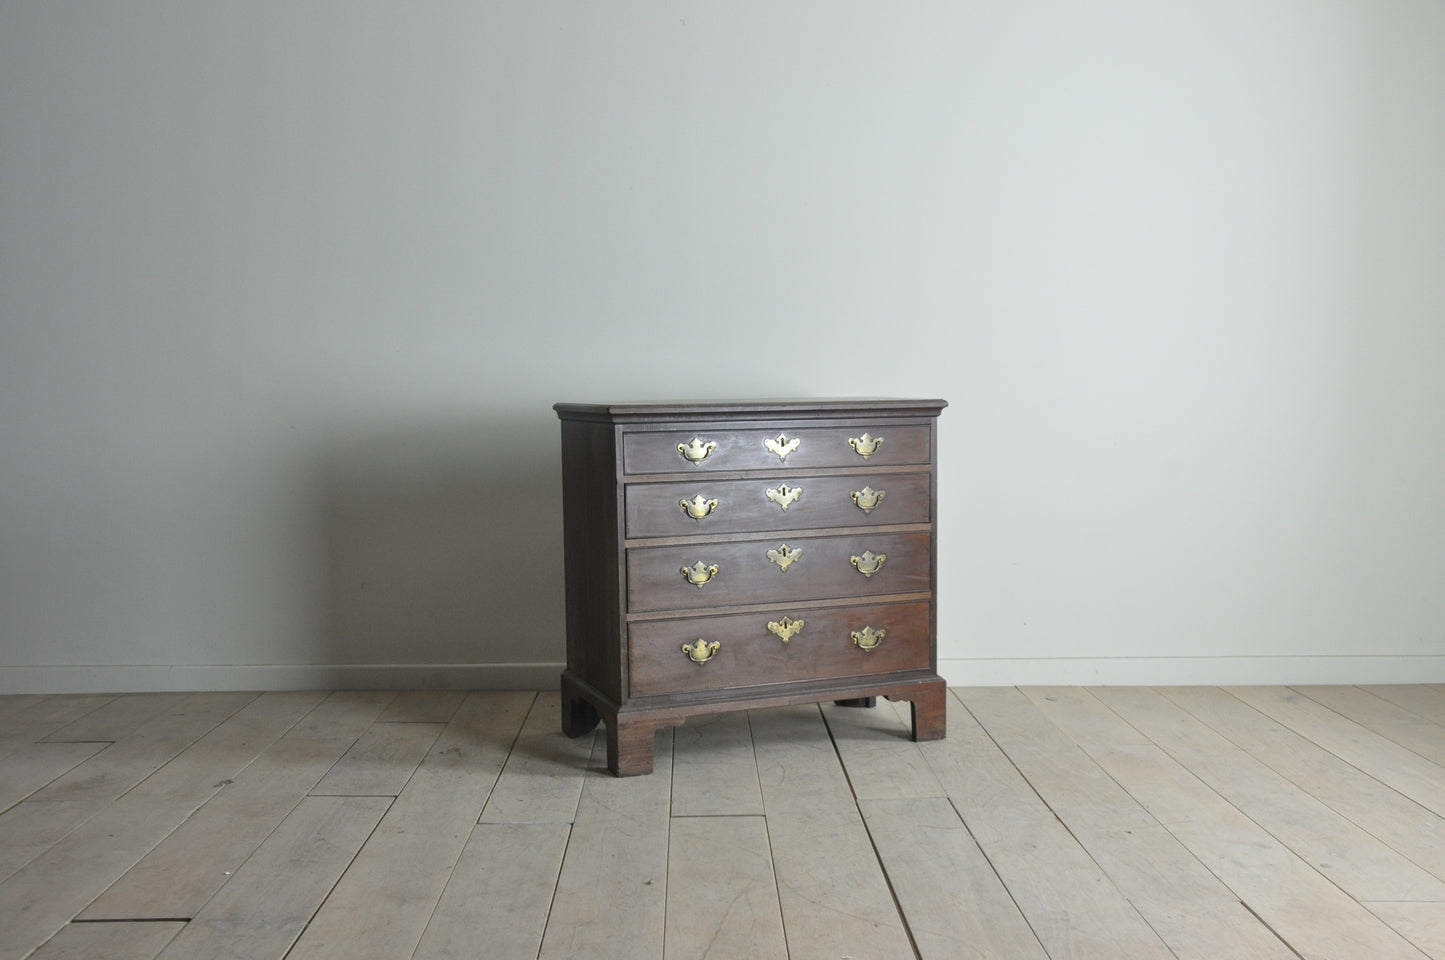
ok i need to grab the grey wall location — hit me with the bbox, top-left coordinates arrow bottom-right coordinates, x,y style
2,1 -> 1442,692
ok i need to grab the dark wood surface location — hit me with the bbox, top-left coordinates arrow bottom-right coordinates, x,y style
555,397 -> 948,422
621,423 -> 933,474
623,471 -> 932,538
626,531 -> 933,613
556,398 -> 947,776
557,418 -> 625,705
627,600 -> 933,696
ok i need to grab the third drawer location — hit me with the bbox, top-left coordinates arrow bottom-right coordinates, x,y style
626,531 -> 932,613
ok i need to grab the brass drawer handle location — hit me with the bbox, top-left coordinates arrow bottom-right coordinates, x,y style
679,495 -> 719,520
765,483 -> 803,511
682,639 -> 721,663
763,433 -> 801,462
850,486 -> 885,513
680,562 -> 720,587
767,616 -> 805,643
766,543 -> 803,572
848,432 -> 884,459
851,626 -> 885,651
850,550 -> 886,577
678,437 -> 717,465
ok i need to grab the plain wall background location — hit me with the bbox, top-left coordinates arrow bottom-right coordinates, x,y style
2,1 -> 1442,692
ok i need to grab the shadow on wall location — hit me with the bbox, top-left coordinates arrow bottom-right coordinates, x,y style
314,409 -> 565,683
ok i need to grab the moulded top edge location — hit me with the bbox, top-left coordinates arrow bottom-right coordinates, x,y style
554,398 -> 948,422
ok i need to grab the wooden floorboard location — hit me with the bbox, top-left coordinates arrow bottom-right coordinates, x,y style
285,692 -> 533,960
26,921 -> 184,960
0,694 -> 116,758
669,710 -> 764,817
947,688 -> 1178,960
0,742 -> 108,814
479,692 -> 594,824
0,692 -> 301,958
412,821 -> 571,960
753,704 -> 917,960
2,685 -> 1444,960
862,795 -> 1049,960
664,815 -> 788,959
1003,687 -> 1300,960
1089,686 -> 1445,903
537,728 -> 674,960
1227,685 -> 1445,819
150,795 -> 392,960
77,735 -> 356,921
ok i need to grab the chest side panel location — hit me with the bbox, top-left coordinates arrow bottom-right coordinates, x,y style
557,417 -> 625,700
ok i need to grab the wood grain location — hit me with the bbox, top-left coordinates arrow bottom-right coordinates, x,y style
412,822 -> 571,960
537,730 -> 674,960
2,684 -> 1442,959
753,705 -> 915,959
78,736 -> 357,920
862,796 -> 1048,960
28,921 -> 184,960
1159,685 -> 1445,884
1089,685 -> 1445,903
937,689 -> 1178,959
1091,742 -> 1429,960
669,710 -> 764,817
663,816 -> 787,959
308,721 -> 445,797
480,692 -> 594,824
285,692 -> 533,960
153,796 -> 391,960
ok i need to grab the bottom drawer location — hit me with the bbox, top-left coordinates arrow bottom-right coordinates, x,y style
628,601 -> 932,698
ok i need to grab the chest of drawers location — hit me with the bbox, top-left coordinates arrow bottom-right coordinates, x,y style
554,399 -> 948,775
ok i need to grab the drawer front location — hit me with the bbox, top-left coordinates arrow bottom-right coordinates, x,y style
626,531 -> 932,614
622,424 -> 931,475
628,601 -> 932,697
625,472 -> 931,539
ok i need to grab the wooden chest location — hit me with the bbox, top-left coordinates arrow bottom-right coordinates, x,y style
554,399 -> 948,775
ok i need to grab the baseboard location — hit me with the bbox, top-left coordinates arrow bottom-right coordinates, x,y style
0,663 -> 567,695
938,655 -> 1445,687
6,656 -> 1442,696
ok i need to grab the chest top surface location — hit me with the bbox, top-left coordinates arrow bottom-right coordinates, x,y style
554,398 -> 947,424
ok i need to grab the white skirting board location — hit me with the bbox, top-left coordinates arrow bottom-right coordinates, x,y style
938,655 -> 1445,688
3,656 -> 1442,695
0,663 -> 566,695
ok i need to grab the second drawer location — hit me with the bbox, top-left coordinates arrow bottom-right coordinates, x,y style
625,472 -> 931,538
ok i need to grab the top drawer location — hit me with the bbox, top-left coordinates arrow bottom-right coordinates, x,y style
622,424 -> 932,475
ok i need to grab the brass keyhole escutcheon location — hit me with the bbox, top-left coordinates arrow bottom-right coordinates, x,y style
766,543 -> 803,572
850,550 -> 886,577
767,616 -> 805,643
766,483 -> 803,511
763,433 -> 801,462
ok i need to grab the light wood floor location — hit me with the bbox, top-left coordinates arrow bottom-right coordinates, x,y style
2,686 -> 1444,959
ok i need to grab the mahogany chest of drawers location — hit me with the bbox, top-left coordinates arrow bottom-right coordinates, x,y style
554,399 -> 948,775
